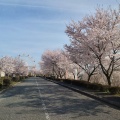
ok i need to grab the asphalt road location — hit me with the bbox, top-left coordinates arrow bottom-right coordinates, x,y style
0,77 -> 120,120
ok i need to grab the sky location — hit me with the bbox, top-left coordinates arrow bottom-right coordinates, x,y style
0,0 -> 119,69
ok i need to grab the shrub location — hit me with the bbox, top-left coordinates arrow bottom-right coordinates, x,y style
100,85 -> 110,92
12,76 -> 20,82
72,80 -> 82,86
0,83 -> 2,89
51,78 -> 120,94
87,83 -> 102,91
19,76 -> 22,80
109,87 -> 120,94
16,76 -> 20,81
72,80 -> 89,87
0,77 -> 4,84
3,78 -> 11,86
25,76 -> 28,79
20,76 -> 25,80
51,75 -> 55,79
63,79 -> 72,84
22,76 -> 25,79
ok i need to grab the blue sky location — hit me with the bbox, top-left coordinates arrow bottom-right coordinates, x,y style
0,0 -> 119,68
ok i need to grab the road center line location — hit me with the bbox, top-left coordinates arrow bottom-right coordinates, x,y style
36,78 -> 51,120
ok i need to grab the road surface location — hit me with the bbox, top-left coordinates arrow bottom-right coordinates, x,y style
0,77 -> 120,120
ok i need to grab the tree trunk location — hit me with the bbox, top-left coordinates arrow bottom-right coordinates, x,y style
106,76 -> 111,86
74,75 -> 75,80
87,75 -> 91,82
73,73 -> 75,80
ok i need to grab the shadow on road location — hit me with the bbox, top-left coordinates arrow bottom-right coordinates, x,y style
2,78 -> 113,118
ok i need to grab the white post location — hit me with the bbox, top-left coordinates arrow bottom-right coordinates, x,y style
74,69 -> 78,80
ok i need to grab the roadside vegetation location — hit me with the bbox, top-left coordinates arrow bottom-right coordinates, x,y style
0,75 -> 29,91
40,6 -> 120,95
49,78 -> 120,95
0,56 -> 36,92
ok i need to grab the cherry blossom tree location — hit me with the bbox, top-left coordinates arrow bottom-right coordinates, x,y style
40,50 -> 57,77
40,49 -> 74,79
0,56 -> 29,77
40,50 -> 65,78
64,40 -> 98,82
0,56 -> 15,76
65,7 -> 120,86
14,57 -> 28,76
63,51 -> 82,80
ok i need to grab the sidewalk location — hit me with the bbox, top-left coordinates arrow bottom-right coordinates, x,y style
46,78 -> 120,110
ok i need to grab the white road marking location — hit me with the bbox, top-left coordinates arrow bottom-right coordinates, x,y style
36,78 -> 51,120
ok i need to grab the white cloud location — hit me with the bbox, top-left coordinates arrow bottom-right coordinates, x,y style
0,0 -> 118,11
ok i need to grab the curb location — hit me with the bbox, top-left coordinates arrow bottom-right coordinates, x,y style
46,78 -> 120,110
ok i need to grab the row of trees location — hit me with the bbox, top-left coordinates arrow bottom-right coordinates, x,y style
40,49 -> 81,79
40,50 -> 72,79
40,6 -> 120,86
0,56 -> 28,77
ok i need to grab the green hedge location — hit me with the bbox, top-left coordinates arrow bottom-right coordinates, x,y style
3,78 -> 11,86
45,77 -> 120,95
109,87 -> 120,94
0,77 -> 4,84
0,83 -> 2,89
87,83 -> 102,90
72,80 -> 90,87
63,79 -> 72,84
100,85 -> 110,92
20,76 -> 25,80
12,76 -> 20,82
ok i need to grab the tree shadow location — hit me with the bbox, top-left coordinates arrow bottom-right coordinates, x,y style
1,78 -> 115,118
35,84 -> 111,117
